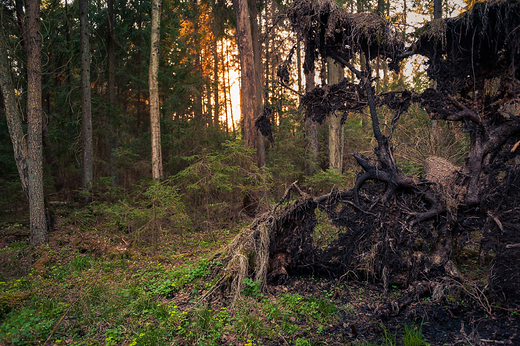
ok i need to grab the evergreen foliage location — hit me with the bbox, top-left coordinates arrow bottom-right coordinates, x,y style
1,0 -> 518,344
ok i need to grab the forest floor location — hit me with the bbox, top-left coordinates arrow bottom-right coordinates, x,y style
1,204 -> 519,346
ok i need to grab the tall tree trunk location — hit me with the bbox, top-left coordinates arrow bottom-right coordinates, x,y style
233,0 -> 257,156
305,68 -> 319,175
213,39 -> 220,128
327,57 -> 344,173
221,40 -> 229,133
15,0 -> 28,57
26,0 -> 48,245
297,40 -> 302,92
108,0 -> 118,185
431,0 -> 442,143
433,0 -> 442,19
149,0 -> 163,180
249,0 -> 265,167
80,0 -> 93,192
108,0 -> 116,105
137,7 -> 143,132
226,45 -> 236,135
0,27 -> 29,199
15,0 -> 64,194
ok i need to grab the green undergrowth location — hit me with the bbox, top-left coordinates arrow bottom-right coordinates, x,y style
0,246 -> 342,346
0,139 -> 463,345
1,229 -> 435,346
0,249 -> 221,345
0,241 -> 434,345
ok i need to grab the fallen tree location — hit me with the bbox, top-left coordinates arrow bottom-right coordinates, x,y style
206,0 -> 520,308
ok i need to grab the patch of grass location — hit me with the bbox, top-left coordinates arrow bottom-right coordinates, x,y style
403,321 -> 430,346
380,321 -> 430,346
148,258 -> 215,298
70,254 -> 93,271
381,323 -> 398,346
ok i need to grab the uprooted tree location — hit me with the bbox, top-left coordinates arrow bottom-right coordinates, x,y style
206,0 -> 520,308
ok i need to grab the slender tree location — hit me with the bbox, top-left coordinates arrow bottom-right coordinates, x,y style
434,0 -> 442,19
327,57 -> 344,172
107,0 -> 118,185
26,0 -> 48,245
0,24 -> 29,199
149,0 -> 163,180
233,0 -> 258,157
79,0 -> 93,192
305,68 -> 319,174
249,0 -> 265,167
431,0 -> 442,142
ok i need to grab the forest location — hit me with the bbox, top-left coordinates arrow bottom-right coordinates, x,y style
1,0 -> 520,344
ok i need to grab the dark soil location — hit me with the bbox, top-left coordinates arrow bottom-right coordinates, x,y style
268,275 -> 520,345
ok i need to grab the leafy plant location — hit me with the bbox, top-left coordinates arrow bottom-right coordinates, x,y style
241,278 -> 263,298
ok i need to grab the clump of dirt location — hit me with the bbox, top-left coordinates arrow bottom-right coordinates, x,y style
414,0 -> 520,96
482,165 -> 520,306
287,0 -> 405,74
423,156 -> 460,186
255,104 -> 274,144
302,79 -> 366,124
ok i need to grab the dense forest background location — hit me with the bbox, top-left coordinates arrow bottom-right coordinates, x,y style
2,0 -> 520,345
0,0 -> 469,215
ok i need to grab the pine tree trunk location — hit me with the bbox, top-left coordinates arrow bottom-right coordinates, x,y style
305,69 -> 319,174
431,0 -> 442,143
0,27 -> 29,199
26,0 -> 48,245
108,0 -> 118,185
149,0 -> 163,180
249,0 -> 265,167
80,0 -> 93,192
213,40 -> 220,128
327,57 -> 344,173
233,0 -> 257,156
137,8 -> 143,132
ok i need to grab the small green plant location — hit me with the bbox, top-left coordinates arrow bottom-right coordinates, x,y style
71,254 -> 93,271
0,308 -> 54,344
305,168 -> 355,195
242,278 -> 263,298
295,338 -> 312,346
105,326 -> 126,346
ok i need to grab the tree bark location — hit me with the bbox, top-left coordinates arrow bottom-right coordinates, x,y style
15,0 -> 28,57
149,0 -> 163,180
108,0 -> 118,185
26,0 -> 48,245
0,26 -> 29,199
431,0 -> 442,143
233,0 -> 257,156
80,0 -> 93,192
327,57 -> 344,173
108,0 -> 116,107
213,39 -> 220,128
305,68 -> 319,174
433,0 -> 442,19
249,0 -> 265,167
